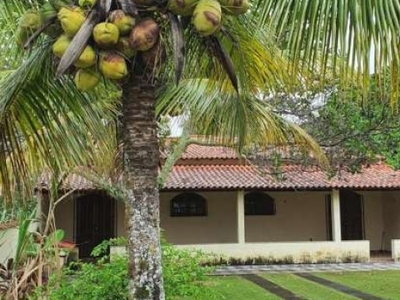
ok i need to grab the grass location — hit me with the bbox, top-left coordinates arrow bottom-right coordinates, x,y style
317,270 -> 400,299
175,276 -> 281,300
262,273 -> 357,300
177,270 -> 400,300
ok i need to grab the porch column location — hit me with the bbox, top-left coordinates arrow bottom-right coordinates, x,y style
331,189 -> 342,242
237,190 -> 245,244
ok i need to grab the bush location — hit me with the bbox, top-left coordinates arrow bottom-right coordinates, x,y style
33,241 -> 214,300
39,256 -> 128,300
163,243 -> 214,299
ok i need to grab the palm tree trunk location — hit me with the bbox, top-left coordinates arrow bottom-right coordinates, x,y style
122,76 -> 165,300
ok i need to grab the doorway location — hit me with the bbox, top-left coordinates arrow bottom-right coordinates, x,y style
340,190 -> 364,240
75,193 -> 116,258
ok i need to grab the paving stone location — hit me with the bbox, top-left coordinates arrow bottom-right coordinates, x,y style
214,262 -> 400,275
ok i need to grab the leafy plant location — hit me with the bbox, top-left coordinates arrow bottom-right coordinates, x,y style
34,239 -> 214,300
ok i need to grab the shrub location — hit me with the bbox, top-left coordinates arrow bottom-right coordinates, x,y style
162,243 -> 214,299
38,256 -> 128,300
33,240 -> 214,300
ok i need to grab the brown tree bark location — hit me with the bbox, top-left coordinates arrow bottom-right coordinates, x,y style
122,76 -> 165,300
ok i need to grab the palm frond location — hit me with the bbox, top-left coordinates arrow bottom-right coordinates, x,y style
255,0 -> 400,103
0,41 -> 118,202
157,78 -> 328,167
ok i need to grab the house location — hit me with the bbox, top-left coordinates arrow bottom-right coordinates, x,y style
40,143 -> 400,263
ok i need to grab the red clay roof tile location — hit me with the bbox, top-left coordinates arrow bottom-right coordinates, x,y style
38,145 -> 400,191
163,163 -> 400,190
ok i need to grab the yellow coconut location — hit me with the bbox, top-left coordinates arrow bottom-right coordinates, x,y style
168,0 -> 199,16
192,0 -> 221,36
129,18 -> 159,51
58,6 -> 86,37
116,37 -> 137,59
79,0 -> 97,8
52,34 -> 71,58
99,52 -> 128,79
93,22 -> 120,47
109,10 -> 135,36
74,68 -> 100,91
219,0 -> 249,15
74,45 -> 96,68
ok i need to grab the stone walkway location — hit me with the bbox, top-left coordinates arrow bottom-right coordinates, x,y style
214,262 -> 400,275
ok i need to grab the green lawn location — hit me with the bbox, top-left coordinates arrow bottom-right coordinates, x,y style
317,270 -> 400,300
262,273 -> 357,300
175,276 -> 281,300
176,271 -> 400,300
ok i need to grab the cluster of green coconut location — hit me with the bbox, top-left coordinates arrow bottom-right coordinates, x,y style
169,0 -> 249,36
170,0 -> 249,36
16,0 -> 249,92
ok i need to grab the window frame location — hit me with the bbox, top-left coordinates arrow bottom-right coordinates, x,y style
170,193 -> 207,217
244,191 -> 276,216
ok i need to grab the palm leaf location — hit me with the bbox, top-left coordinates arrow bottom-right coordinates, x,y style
255,0 -> 400,103
0,41 -> 117,202
157,78 -> 329,167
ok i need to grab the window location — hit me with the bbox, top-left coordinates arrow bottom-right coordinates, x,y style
170,193 -> 207,217
245,192 -> 275,215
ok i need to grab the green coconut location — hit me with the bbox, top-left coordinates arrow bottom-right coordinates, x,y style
19,10 -> 42,30
16,10 -> 42,47
109,10 -> 135,36
52,34 -> 71,58
168,0 -> 199,16
74,68 -> 100,91
74,45 -> 96,68
129,18 -> 159,51
93,22 -> 120,47
58,6 -> 86,37
99,52 -> 128,79
192,0 -> 221,36
219,0 -> 249,15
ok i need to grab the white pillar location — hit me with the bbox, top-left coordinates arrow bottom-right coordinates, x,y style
237,190 -> 245,244
331,189 -> 342,242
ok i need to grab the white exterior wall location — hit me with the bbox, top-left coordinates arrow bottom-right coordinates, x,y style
245,191 -> 328,242
54,195 -> 75,242
52,189 -> 400,256
392,240 -> 400,261
160,191 -> 237,244
179,241 -> 370,263
161,191 -> 331,244
361,191 -> 385,251
382,191 -> 400,250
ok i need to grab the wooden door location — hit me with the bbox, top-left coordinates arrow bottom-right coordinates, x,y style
340,190 -> 364,240
75,194 -> 115,258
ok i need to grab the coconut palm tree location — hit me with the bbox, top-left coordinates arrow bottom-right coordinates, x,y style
2,1 -> 400,299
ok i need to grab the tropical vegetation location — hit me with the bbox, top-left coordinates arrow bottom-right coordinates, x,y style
1,1 -> 400,299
